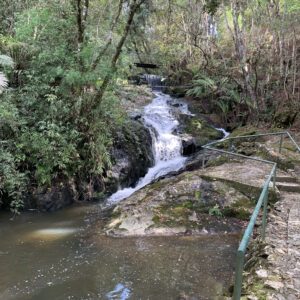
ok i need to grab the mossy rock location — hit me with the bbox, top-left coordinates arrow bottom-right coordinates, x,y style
165,86 -> 187,98
222,207 -> 251,220
105,119 -> 154,193
179,114 -> 223,147
274,109 -> 298,128
200,175 -> 278,205
230,126 -> 258,137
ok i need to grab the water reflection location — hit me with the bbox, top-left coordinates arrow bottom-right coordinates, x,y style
28,228 -> 78,241
106,283 -> 131,300
0,206 -> 239,300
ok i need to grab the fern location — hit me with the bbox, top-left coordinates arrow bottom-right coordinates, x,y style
0,72 -> 8,92
0,54 -> 14,67
187,75 -> 217,97
217,100 -> 229,114
0,54 -> 14,92
227,89 -> 241,103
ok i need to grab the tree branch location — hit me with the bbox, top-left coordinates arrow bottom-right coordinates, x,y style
92,0 -> 146,109
91,0 -> 124,71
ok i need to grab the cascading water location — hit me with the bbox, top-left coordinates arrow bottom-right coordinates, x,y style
216,128 -> 230,140
141,74 -> 165,90
108,93 -> 187,204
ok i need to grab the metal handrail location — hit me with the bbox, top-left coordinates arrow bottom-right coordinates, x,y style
202,131 -> 300,299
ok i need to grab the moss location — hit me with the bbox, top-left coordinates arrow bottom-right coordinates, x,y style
230,126 -> 258,137
206,156 -> 231,168
194,190 -> 201,200
222,207 -> 251,220
158,203 -> 191,219
150,180 -> 164,189
152,201 -> 203,228
256,147 -> 295,171
201,175 -> 278,203
282,143 -> 298,152
152,215 -> 160,224
111,207 -> 122,218
181,115 -> 223,146
244,281 -> 268,300
232,198 -> 255,209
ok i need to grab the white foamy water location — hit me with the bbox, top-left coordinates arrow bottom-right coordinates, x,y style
108,93 -> 187,204
216,128 -> 230,140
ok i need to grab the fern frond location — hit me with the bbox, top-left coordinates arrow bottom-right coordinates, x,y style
217,100 -> 229,114
0,72 -> 8,92
0,55 -> 14,67
227,89 -> 241,103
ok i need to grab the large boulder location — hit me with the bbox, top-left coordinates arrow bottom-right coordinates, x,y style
104,120 -> 154,194
104,171 -> 252,237
28,179 -> 77,212
104,158 -> 280,237
178,114 -> 223,150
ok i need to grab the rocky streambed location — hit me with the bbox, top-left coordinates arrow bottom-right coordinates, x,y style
2,86 -> 289,300
102,90 -> 260,238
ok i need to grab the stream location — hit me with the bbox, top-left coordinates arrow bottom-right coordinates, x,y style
108,92 -> 188,204
0,92 -> 238,300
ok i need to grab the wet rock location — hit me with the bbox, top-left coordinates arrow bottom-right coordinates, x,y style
181,134 -> 197,156
103,164 -> 262,236
129,111 -> 142,120
105,120 -> 154,194
31,181 -> 76,212
178,114 -> 223,149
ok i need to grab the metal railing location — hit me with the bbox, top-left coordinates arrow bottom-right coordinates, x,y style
201,131 -> 300,299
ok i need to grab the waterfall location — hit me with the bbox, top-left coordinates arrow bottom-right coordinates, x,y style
215,128 -> 230,141
107,92 -> 230,204
141,74 -> 165,90
107,93 -> 187,204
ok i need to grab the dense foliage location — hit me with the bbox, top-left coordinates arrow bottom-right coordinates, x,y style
0,0 -> 147,212
0,0 -> 299,212
139,0 -> 300,125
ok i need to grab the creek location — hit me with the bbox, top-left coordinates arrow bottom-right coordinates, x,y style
0,92 -> 238,300
108,92 -> 189,204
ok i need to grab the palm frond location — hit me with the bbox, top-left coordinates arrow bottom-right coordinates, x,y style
0,72 -> 9,92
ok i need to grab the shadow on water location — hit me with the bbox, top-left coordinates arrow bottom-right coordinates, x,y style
0,204 -> 239,300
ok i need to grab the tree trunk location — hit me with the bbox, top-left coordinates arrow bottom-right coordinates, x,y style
231,0 -> 257,111
92,0 -> 146,110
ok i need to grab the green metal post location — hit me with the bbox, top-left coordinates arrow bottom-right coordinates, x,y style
261,188 -> 269,240
279,135 -> 283,153
233,250 -> 245,300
